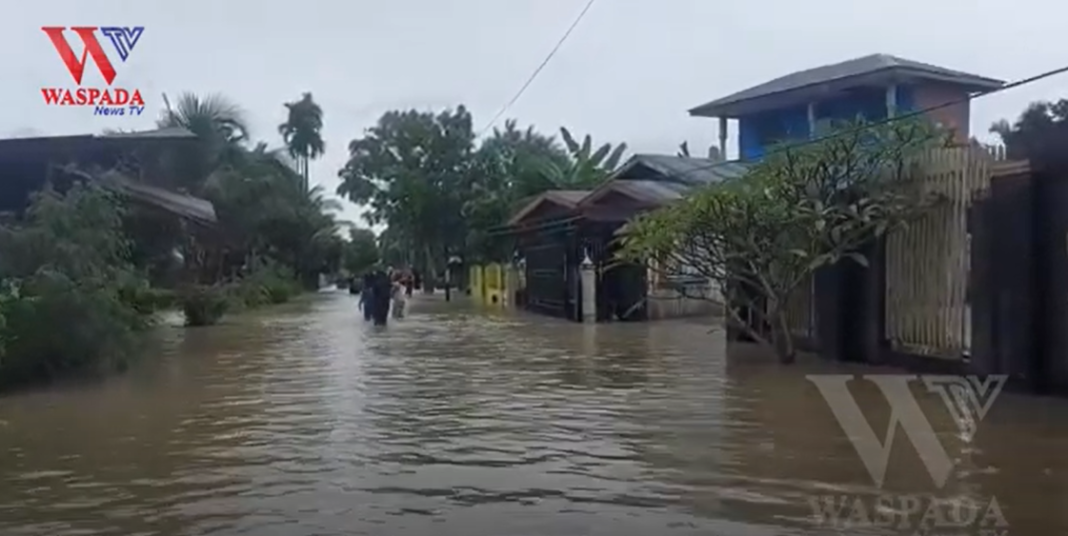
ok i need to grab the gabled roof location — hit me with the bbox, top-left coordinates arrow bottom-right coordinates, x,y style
580,154 -> 749,207
689,53 -> 1004,118
60,166 -> 217,225
506,189 -> 591,226
102,173 -> 217,225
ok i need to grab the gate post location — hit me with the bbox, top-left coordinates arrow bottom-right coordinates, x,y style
580,250 -> 597,323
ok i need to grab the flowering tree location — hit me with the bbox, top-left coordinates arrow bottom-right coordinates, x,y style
617,119 -> 947,363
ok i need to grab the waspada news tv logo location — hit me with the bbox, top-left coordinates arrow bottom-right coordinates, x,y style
40,26 -> 146,116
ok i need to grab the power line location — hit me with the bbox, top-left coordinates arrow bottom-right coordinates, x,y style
641,63 -> 1068,181
477,0 -> 598,138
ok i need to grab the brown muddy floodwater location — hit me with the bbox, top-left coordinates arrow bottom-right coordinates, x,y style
1,292 -> 1066,535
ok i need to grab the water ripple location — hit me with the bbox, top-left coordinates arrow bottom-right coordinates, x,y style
0,293 -> 1066,535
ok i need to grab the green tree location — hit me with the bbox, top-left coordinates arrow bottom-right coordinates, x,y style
618,119 -> 944,363
463,119 -> 572,261
990,99 -> 1068,159
278,92 -> 326,191
157,92 -> 250,194
343,228 -> 380,275
336,106 -> 476,282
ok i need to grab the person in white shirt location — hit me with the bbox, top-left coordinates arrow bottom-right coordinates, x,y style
390,278 -> 407,319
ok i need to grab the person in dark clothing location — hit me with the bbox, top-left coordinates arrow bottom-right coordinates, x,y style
360,272 -> 375,321
370,269 -> 393,325
403,269 -> 414,297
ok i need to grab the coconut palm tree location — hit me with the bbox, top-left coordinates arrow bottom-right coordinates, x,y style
156,92 -> 250,194
278,92 -> 325,191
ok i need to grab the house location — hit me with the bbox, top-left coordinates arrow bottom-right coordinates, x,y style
0,127 -> 216,225
688,53 -> 1004,160
495,155 -> 746,322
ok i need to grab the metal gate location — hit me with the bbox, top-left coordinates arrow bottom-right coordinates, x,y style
524,233 -> 573,319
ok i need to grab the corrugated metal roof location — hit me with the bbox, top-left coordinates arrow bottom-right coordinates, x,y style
613,153 -> 750,185
689,53 -> 1004,118
98,171 -> 216,225
506,189 -> 593,226
580,154 -> 750,207
549,190 -> 590,205
100,126 -> 196,140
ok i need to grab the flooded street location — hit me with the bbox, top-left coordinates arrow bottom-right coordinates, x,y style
1,292 -> 1067,535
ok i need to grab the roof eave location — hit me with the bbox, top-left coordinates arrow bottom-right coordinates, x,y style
689,68 -> 1005,119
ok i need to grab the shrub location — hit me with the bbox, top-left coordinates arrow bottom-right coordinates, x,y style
228,262 -> 302,309
179,284 -> 229,326
119,281 -> 177,315
0,184 -> 149,388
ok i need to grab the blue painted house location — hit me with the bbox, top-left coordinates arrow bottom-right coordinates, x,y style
688,54 -> 1004,160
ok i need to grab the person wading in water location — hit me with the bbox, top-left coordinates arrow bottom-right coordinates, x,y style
391,273 -> 407,319
359,271 -> 375,322
370,268 -> 393,326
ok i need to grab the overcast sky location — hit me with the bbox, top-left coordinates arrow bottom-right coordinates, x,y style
4,0 -> 1064,225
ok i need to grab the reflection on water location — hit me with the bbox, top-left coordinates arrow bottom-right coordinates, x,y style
0,293 -> 1065,535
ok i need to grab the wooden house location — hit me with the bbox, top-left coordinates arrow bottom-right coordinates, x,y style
497,155 -> 746,322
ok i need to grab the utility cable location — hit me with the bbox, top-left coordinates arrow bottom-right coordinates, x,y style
477,0 -> 598,138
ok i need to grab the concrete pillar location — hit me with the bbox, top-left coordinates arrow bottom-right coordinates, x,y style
580,250 -> 596,323
717,117 -> 728,160
885,84 -> 898,118
807,102 -> 817,137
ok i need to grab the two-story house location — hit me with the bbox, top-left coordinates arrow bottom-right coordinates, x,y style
688,54 -> 1004,160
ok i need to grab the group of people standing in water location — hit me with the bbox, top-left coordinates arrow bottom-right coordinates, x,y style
356,267 -> 416,326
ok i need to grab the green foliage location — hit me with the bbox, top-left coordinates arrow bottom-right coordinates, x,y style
279,92 -> 325,186
119,281 -> 177,315
149,92 -> 348,289
228,262 -> 302,310
343,228 -> 379,275
990,99 -> 1068,159
157,92 -> 250,193
337,106 -> 476,277
179,284 -> 229,326
618,118 -> 945,363
335,108 -> 629,269
539,127 -> 627,188
0,184 -> 150,387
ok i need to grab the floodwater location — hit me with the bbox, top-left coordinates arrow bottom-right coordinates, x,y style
0,292 -> 1066,535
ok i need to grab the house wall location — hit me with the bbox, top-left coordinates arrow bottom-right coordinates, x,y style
644,258 -> 725,320
736,83 -> 973,160
910,82 -> 971,143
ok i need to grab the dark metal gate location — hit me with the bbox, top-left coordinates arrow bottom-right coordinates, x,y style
524,230 -> 575,320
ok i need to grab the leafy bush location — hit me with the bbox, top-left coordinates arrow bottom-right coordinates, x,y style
118,281 -> 177,315
179,284 -> 229,326
228,262 -> 302,309
0,184 -> 149,388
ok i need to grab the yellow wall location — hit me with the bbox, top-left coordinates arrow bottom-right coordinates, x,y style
469,265 -> 484,302
484,263 -> 504,307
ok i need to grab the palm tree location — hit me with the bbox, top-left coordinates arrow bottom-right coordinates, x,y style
157,92 -> 250,194
278,92 -> 326,191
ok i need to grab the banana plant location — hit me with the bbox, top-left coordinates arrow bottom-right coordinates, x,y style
543,127 -> 627,188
